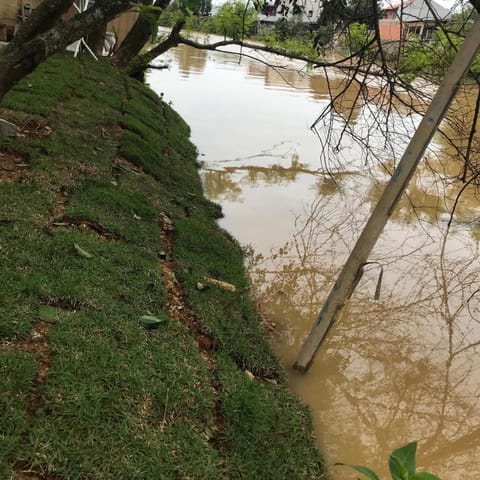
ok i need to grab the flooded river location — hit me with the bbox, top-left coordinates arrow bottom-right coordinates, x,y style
148,42 -> 480,479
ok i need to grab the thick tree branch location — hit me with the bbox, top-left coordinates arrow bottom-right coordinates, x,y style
128,27 -> 414,82
178,36 -> 324,64
175,34 -> 393,79
0,0 -> 133,100
111,0 -> 170,69
125,19 -> 186,75
13,0 -> 74,46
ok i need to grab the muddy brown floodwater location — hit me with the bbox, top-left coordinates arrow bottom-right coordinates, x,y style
148,40 -> 480,479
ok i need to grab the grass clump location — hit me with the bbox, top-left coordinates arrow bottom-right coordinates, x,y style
0,351 -> 36,479
29,311 -> 218,479
65,179 -> 161,250
217,355 -> 325,479
0,53 -> 324,479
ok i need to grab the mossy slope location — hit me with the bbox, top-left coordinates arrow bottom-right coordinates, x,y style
0,54 -> 325,479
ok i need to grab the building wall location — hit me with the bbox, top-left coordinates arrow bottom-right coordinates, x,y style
107,11 -> 139,47
0,1 -> 19,26
379,20 -> 402,41
0,0 -> 43,26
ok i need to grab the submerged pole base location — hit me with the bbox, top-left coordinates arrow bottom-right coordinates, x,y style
293,361 -> 309,374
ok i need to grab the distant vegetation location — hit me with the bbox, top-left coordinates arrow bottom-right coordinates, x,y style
159,2 -> 480,83
159,1 -> 321,59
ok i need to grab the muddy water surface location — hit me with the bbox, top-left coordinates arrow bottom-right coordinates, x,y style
148,43 -> 480,479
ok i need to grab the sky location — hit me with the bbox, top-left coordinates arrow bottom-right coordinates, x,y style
382,0 -> 458,7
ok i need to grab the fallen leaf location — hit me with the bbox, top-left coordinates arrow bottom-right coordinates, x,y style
139,313 -> 169,329
204,277 -> 236,292
74,243 -> 93,259
38,305 -> 59,323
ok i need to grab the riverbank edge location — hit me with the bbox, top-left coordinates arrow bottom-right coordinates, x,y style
0,54 -> 326,479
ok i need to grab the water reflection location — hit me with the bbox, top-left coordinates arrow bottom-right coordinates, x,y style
203,151 -> 324,202
248,190 -> 480,479
175,45 -> 207,76
166,42 -> 361,125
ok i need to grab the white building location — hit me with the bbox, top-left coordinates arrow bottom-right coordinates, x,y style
257,0 -> 322,25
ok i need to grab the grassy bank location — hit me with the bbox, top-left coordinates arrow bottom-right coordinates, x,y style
0,54 -> 325,479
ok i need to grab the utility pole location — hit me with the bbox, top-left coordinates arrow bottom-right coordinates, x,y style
294,20 -> 480,373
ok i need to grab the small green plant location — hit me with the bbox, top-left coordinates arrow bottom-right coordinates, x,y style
336,441 -> 441,480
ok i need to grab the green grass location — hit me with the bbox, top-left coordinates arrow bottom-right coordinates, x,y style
218,355 -> 325,479
0,351 -> 36,478
0,53 -> 325,479
29,311 -> 217,479
65,179 -> 161,250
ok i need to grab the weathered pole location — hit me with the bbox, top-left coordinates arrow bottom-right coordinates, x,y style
294,21 -> 480,373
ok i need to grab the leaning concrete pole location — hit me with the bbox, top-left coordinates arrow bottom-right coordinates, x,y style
294,21 -> 480,373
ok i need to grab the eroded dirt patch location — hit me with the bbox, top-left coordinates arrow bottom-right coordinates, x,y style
18,120 -> 52,139
41,297 -> 84,312
159,213 -> 216,354
51,217 -> 120,241
0,150 -> 28,182
158,213 -> 226,443
113,155 -> 143,175
12,460 -> 60,480
12,466 -> 45,480
22,321 -> 52,419
0,109 -> 52,140
49,187 -> 68,220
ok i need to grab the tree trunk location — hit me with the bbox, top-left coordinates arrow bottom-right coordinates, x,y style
111,0 -> 169,71
125,19 -> 185,76
88,24 -> 109,56
0,0 -> 132,102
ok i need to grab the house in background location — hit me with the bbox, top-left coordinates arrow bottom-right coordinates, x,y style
379,0 -> 451,42
0,0 -> 138,51
258,0 -> 322,25
0,0 -> 43,42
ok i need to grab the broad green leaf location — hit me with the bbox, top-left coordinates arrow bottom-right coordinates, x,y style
334,463 -> 380,480
389,456 -> 410,480
411,473 -> 442,480
38,305 -> 59,323
139,313 -> 169,329
389,441 -> 417,478
74,243 -> 93,259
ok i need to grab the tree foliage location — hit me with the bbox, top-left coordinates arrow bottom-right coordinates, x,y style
213,1 -> 257,41
182,0 -> 212,16
344,21 -> 374,55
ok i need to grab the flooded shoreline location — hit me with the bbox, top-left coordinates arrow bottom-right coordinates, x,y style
148,43 -> 480,479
